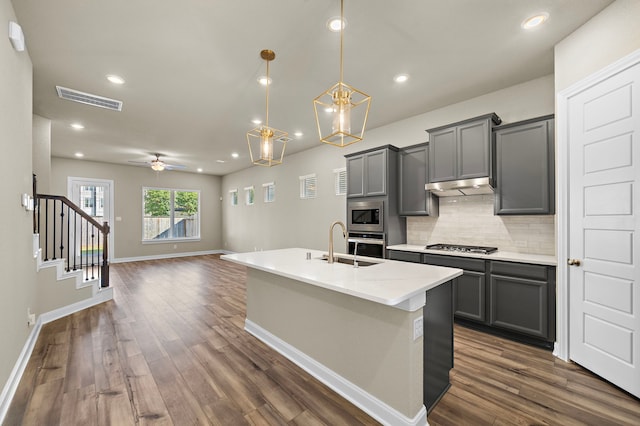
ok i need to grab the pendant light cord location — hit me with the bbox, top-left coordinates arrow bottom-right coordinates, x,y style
339,0 -> 344,83
265,58 -> 270,128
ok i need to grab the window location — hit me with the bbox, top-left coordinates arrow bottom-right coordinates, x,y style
299,174 -> 317,199
263,182 -> 275,203
143,188 -> 200,242
229,189 -> 238,206
245,186 -> 255,205
334,167 -> 347,196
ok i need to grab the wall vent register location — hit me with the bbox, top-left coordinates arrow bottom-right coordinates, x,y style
426,243 -> 498,255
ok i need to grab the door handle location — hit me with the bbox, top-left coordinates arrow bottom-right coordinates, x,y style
567,258 -> 581,266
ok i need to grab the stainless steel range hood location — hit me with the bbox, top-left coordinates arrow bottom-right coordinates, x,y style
425,177 -> 493,197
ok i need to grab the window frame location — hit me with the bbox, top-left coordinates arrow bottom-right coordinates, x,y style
299,173 -> 317,199
141,187 -> 201,244
263,182 -> 275,203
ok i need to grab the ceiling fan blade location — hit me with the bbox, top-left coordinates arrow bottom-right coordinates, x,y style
128,160 -> 151,166
164,163 -> 186,170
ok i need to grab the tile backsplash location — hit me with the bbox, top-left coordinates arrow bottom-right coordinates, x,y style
406,195 -> 555,255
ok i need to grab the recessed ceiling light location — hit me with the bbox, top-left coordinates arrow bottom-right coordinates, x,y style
294,131 -> 303,137
522,12 -> 549,29
70,123 -> 84,130
197,168 -> 203,172
216,160 -> 226,163
257,76 -> 272,86
394,74 -> 409,83
74,152 -> 84,158
324,107 -> 333,113
106,74 -> 125,85
327,17 -> 346,32
252,119 -> 262,125
231,152 -> 239,159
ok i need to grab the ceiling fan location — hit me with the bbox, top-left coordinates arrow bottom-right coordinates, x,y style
128,154 -> 186,171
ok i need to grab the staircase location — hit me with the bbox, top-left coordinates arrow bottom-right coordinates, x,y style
32,174 -> 112,314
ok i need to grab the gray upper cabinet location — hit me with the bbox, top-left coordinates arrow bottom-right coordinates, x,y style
427,113 -> 501,183
398,143 -> 438,216
346,145 -> 397,198
494,115 -> 555,215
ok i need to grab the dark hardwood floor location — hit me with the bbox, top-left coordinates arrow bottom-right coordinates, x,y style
5,254 -> 639,425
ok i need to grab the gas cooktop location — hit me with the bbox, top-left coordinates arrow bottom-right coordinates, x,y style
425,243 -> 498,255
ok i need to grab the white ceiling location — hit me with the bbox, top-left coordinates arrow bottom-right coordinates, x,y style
12,0 -> 613,175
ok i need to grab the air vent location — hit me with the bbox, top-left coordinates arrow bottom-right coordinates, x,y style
276,136 -> 293,143
56,86 -> 123,111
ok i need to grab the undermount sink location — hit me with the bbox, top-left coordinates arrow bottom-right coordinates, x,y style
319,255 -> 378,267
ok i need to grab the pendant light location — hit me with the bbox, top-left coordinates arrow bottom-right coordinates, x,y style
313,0 -> 371,147
247,50 -> 289,167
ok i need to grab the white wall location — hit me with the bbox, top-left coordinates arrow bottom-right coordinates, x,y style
51,158 -> 223,260
555,0 -> 640,92
0,0 -> 37,396
32,115 -> 51,194
222,75 -> 555,254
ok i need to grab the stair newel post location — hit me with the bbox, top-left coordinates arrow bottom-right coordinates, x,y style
101,221 -> 110,287
32,174 -> 37,233
85,218 -> 89,281
73,211 -> 77,271
91,225 -> 95,280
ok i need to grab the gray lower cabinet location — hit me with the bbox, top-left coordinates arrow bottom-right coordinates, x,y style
422,254 -> 487,322
427,113 -> 501,183
398,143 -> 438,216
489,261 -> 556,341
390,250 -> 556,345
494,115 -> 555,215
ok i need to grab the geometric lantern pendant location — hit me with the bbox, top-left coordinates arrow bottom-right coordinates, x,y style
313,81 -> 371,147
247,49 -> 289,167
313,0 -> 371,148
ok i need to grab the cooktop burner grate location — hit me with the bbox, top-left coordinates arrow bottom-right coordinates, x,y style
425,243 -> 498,254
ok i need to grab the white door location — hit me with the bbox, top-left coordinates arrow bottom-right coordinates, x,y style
68,177 -> 114,262
568,61 -> 640,398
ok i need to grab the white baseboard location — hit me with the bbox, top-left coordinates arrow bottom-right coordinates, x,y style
112,249 -> 225,264
244,319 -> 428,426
0,288 -> 113,425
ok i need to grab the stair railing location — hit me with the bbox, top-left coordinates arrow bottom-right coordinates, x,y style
33,194 -> 110,288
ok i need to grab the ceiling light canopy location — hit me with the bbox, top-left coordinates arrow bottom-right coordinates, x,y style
247,50 -> 288,167
522,12 -> 549,29
314,0 -> 371,148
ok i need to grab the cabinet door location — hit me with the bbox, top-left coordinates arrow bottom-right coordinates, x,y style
489,275 -> 548,339
453,271 -> 486,322
399,144 -> 429,215
495,118 -> 554,215
346,154 -> 365,197
365,149 -> 387,196
457,119 -> 490,180
428,127 -> 457,182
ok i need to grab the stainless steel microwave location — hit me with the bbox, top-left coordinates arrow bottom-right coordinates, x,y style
347,200 -> 384,233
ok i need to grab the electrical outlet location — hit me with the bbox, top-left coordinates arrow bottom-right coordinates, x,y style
413,316 -> 424,340
27,308 -> 36,326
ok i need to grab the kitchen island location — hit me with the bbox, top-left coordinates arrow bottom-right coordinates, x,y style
221,248 -> 462,426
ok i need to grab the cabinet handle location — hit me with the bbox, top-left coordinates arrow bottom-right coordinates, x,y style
567,258 -> 581,266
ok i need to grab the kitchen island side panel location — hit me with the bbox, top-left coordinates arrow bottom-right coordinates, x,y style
245,268 -> 424,419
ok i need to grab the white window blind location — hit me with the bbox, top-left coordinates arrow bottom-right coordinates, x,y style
263,182 -> 275,203
244,186 -> 255,205
229,189 -> 238,206
299,174 -> 317,199
333,167 -> 347,196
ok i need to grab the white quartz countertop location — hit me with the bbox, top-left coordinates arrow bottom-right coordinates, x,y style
221,248 -> 462,311
387,244 -> 557,266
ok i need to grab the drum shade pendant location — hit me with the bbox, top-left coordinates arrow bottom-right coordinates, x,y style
247,50 -> 288,167
313,0 -> 371,147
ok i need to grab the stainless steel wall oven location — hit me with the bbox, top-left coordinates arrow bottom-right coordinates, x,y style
348,232 -> 386,259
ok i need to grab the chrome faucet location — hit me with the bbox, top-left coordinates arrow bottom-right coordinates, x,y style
328,221 -> 347,264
